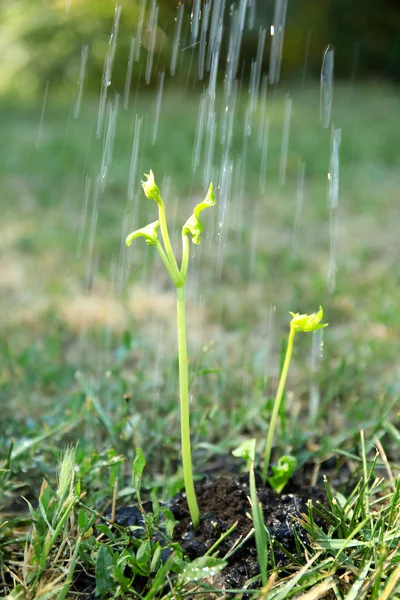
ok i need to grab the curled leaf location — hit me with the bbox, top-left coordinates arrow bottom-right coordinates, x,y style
182,183 -> 215,245
141,170 -> 162,205
268,455 -> 297,493
289,306 -> 328,333
126,220 -> 160,247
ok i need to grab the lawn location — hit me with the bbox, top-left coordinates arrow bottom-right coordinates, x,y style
1,82 -> 399,598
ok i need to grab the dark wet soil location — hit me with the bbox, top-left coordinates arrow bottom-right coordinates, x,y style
170,471 -> 326,590
70,465 -> 329,597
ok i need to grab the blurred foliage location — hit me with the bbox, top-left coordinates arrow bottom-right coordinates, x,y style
0,0 -> 399,100
0,0 -> 175,99
285,0 -> 400,82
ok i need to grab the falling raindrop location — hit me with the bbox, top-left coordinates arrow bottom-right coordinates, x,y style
208,17 -> 223,98
328,127 -> 341,210
135,0 -> 147,61
279,93 -> 292,185
123,36 -> 136,109
145,2 -> 159,84
320,45 -> 334,129
198,1 -> 210,80
309,329 -> 324,423
203,111 -> 217,187
127,115 -> 143,204
269,0 -> 288,85
251,27 -> 266,113
100,93 -> 119,191
170,2 -> 185,76
216,157 -> 233,279
97,4 -> 122,139
192,90 -> 207,172
248,0 -> 256,30
327,126 -> 341,293
190,0 -> 201,44
151,70 -> 165,145
74,45 -> 89,119
207,0 -> 226,73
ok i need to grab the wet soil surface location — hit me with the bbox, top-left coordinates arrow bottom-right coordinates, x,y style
71,467 -> 328,596
170,471 -> 327,590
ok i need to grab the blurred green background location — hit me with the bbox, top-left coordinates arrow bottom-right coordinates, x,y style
1,0 -> 399,470
1,0 -> 399,100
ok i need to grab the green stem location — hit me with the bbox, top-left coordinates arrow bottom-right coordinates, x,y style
262,327 -> 296,484
176,285 -> 200,528
158,202 -> 181,281
154,240 -> 181,287
180,233 -> 190,278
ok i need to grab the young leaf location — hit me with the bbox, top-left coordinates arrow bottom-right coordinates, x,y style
232,438 -> 256,471
126,220 -> 160,247
268,455 -> 297,493
150,543 -> 162,574
182,183 -> 215,244
141,170 -> 162,205
289,306 -> 328,333
160,507 -> 179,538
136,539 -> 151,573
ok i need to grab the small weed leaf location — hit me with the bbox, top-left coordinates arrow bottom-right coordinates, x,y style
141,170 -> 162,205
182,183 -> 215,244
95,545 -> 114,596
126,220 -> 160,247
132,448 -> 146,497
268,455 -> 297,493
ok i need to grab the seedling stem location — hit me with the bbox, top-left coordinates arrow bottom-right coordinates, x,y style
262,307 -> 327,484
126,171 -> 215,529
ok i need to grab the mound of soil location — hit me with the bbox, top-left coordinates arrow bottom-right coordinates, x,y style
170,472 -> 325,590
72,467 -> 328,596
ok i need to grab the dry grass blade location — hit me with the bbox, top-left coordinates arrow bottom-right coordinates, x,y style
380,564 -> 400,600
293,577 -> 335,600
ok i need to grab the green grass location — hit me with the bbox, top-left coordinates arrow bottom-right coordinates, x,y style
1,83 -> 399,598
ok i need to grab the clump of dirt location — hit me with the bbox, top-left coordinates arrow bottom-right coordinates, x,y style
170,472 -> 326,590
78,469 -> 327,596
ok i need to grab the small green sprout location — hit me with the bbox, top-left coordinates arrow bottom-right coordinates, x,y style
126,171 -> 215,529
268,455 -> 297,493
233,439 -> 267,586
141,169 -> 162,205
289,306 -> 327,333
262,307 -> 328,484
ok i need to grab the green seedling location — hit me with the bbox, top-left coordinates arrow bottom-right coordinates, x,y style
126,171 -> 215,529
233,439 -> 267,586
268,455 -> 297,493
262,306 -> 328,485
